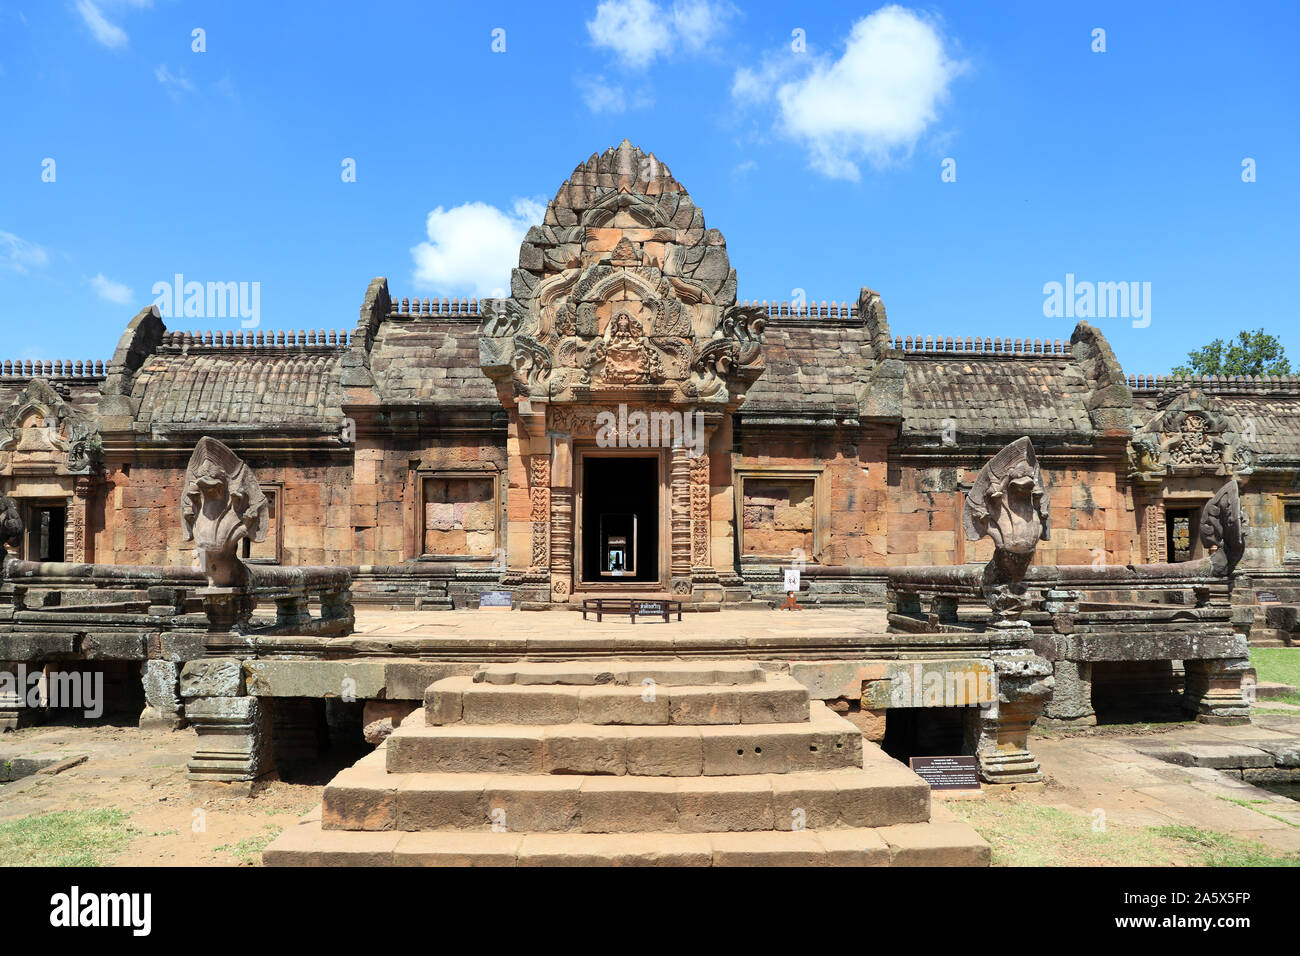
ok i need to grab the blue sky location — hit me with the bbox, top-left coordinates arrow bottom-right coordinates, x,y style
1,1 -> 1296,376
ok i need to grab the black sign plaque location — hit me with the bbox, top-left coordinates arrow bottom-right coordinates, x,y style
909,755 -> 981,790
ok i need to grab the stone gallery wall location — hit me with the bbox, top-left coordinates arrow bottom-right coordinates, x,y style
885,459 -> 1139,567
733,433 -> 890,568
94,459 -> 356,568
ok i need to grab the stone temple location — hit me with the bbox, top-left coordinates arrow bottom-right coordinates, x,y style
3,141 -> 1297,618
0,142 -> 1293,863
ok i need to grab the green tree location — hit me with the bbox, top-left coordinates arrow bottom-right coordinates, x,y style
1172,328 -> 1291,378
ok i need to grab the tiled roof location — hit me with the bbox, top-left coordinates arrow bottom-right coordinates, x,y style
743,320 -> 872,415
901,354 -> 1094,438
129,349 -> 344,429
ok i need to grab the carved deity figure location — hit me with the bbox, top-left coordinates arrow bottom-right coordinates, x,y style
1199,479 -> 1246,575
0,494 -> 22,561
180,437 -> 269,588
962,437 -> 1051,621
600,312 -> 663,385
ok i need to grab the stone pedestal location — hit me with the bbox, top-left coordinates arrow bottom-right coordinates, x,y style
973,643 -> 1054,785
181,657 -> 273,792
197,587 -> 255,655
1183,657 -> 1253,725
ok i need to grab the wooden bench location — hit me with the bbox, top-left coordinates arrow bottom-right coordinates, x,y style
581,598 -> 683,623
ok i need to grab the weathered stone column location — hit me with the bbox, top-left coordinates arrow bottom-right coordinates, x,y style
139,659 -> 186,730
1041,660 -> 1095,725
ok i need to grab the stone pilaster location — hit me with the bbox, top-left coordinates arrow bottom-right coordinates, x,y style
670,445 -> 691,594
71,477 -> 93,563
549,434 -> 573,602
185,695 -> 274,793
182,658 -> 273,793
1183,657 -> 1253,725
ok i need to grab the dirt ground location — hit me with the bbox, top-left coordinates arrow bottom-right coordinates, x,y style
0,720 -> 325,866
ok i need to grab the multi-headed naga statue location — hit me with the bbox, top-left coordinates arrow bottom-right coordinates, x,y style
962,436 -> 1051,621
180,437 -> 269,589
1199,479 -> 1246,575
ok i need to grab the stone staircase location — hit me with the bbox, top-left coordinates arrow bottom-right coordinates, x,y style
263,660 -> 990,866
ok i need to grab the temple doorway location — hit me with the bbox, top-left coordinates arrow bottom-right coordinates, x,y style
24,501 -> 66,562
578,454 -> 661,586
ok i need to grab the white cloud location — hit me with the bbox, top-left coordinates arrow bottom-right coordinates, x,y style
75,0 -> 128,49
735,5 -> 965,180
587,0 -> 734,69
0,231 -> 49,273
410,198 -> 546,299
89,272 -> 133,305
154,63 -> 195,99
578,75 -> 627,113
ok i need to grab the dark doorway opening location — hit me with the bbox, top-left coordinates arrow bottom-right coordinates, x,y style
1091,660 -> 1185,724
1165,506 -> 1201,563
881,707 -> 970,764
26,504 -> 66,562
581,456 -> 658,584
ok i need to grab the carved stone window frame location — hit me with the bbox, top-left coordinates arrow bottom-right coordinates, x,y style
1278,494 -> 1300,565
734,466 -> 827,565
242,482 -> 283,565
416,466 -> 503,563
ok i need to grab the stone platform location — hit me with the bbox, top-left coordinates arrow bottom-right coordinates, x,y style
263,659 -> 989,866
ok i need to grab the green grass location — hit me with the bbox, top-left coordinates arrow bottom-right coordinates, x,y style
1216,795 -> 1300,828
1250,648 -> 1300,705
215,824 -> 282,866
948,800 -> 1300,867
1154,825 -> 1300,866
0,808 -> 134,866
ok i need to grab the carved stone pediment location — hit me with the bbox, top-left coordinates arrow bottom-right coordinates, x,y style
0,379 -> 102,476
479,141 -> 764,411
1129,389 -> 1251,479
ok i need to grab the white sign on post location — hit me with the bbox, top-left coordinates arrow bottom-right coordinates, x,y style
783,568 -> 801,592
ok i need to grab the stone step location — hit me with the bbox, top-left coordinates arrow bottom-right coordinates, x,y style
321,764 -> 929,833
264,816 -> 989,866
473,660 -> 768,686
385,709 -> 863,776
425,675 -> 809,726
